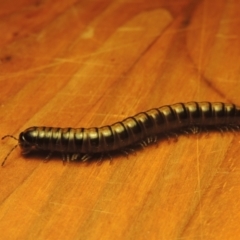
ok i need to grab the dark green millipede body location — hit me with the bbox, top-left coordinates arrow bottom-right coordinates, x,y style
2,102 -> 240,165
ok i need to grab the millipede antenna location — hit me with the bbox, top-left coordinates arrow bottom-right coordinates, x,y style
1,135 -> 19,167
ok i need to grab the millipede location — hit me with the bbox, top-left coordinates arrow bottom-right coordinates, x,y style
2,102 -> 240,166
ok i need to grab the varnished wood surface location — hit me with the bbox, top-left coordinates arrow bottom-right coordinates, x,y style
1,0 -> 240,239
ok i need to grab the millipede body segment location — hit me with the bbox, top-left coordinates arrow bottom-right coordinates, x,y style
2,102 -> 240,164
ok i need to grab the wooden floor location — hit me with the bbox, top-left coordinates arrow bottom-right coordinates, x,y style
1,0 -> 240,239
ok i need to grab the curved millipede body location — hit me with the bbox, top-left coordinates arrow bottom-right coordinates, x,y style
2,102 -> 240,165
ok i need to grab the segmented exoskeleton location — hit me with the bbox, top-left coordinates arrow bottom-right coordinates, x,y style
2,102 -> 240,165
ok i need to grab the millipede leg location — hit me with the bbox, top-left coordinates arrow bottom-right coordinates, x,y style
61,153 -> 69,165
228,124 -> 240,135
126,147 -> 137,155
45,152 -> 53,160
81,154 -> 91,162
165,132 -> 178,142
121,149 -> 129,158
71,153 -> 80,161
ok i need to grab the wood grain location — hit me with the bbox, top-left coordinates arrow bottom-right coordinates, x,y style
1,0 -> 240,239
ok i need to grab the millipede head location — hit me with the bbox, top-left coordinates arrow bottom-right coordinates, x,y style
1,135 -> 19,167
